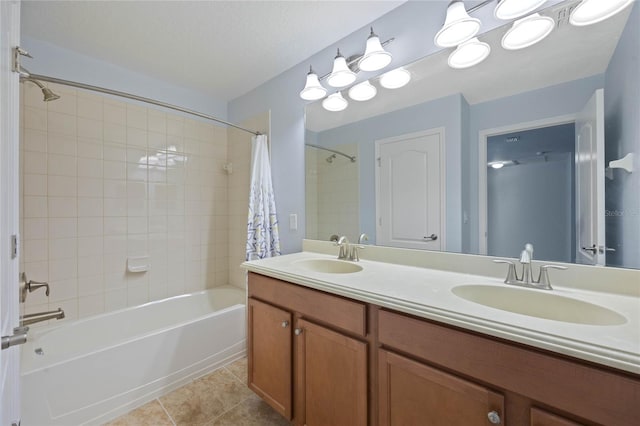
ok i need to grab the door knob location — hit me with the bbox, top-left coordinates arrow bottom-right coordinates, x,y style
423,234 -> 438,241
581,244 -> 597,254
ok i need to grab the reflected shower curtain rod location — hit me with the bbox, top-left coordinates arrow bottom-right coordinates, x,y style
305,143 -> 356,163
25,73 -> 262,136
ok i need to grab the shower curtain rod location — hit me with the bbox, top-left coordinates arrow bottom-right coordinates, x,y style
26,73 -> 262,136
305,143 -> 356,163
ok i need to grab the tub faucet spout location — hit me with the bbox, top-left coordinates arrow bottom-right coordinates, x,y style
20,308 -> 65,326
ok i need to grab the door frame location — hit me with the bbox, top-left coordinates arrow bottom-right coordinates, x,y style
1,0 -> 23,424
478,114 -> 576,255
375,127 -> 446,251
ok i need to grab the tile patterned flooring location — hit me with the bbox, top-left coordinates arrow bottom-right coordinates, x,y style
105,358 -> 290,426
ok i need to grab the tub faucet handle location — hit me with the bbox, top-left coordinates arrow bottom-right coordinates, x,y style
20,272 -> 50,303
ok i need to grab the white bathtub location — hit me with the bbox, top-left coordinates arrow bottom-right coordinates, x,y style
21,286 -> 247,425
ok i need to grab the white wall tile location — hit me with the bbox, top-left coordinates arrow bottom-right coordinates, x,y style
24,129 -> 47,152
78,178 -> 103,198
48,154 -> 77,176
78,217 -> 103,236
77,117 -> 103,140
48,218 -> 77,239
76,160 -> 103,181
24,174 -> 47,196
77,139 -> 103,159
48,197 -> 77,217
48,111 -> 77,136
20,91 -> 242,317
24,151 -> 47,175
48,133 -> 76,156
49,238 -> 77,260
48,175 -> 77,197
77,95 -> 103,120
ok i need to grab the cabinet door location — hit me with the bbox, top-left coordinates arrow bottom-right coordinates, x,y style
295,319 -> 367,426
379,349 -> 504,426
248,298 -> 292,419
530,407 -> 584,426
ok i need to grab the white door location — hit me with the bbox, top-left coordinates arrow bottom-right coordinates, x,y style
1,1 -> 22,425
575,89 -> 606,265
376,129 -> 444,250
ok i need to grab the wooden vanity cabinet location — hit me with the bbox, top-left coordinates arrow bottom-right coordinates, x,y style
379,349 -> 505,426
248,272 -> 369,426
248,272 -> 639,426
377,308 -> 640,426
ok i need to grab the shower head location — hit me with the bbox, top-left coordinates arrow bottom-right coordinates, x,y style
21,77 -> 60,102
326,154 -> 337,163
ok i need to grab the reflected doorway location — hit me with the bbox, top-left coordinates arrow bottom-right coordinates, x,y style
486,124 -> 576,263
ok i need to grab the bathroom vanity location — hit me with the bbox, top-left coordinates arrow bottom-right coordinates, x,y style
244,245 -> 640,426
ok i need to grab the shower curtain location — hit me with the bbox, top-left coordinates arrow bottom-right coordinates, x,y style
246,134 -> 281,261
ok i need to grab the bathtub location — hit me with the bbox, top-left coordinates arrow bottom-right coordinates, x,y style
21,285 -> 247,425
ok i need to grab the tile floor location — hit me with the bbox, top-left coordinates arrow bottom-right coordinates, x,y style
105,358 -> 290,426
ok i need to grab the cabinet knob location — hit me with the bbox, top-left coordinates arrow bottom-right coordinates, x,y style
487,410 -> 501,424
281,321 -> 289,328
294,328 -> 303,336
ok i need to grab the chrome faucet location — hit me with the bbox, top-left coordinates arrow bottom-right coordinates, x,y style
335,236 -> 350,260
349,233 -> 369,262
494,243 -> 567,290
20,308 -> 65,326
20,272 -> 50,303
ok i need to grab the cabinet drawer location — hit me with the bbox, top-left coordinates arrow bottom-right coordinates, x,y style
248,272 -> 367,337
378,309 -> 640,426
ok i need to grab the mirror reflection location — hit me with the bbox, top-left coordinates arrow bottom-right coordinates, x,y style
305,0 -> 639,269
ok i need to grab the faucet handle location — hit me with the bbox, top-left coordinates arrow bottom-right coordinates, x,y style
537,264 -> 568,290
493,259 -> 519,284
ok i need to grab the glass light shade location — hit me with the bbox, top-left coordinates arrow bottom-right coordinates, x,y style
299,68 -> 327,101
322,92 -> 348,112
495,0 -> 547,20
359,31 -> 392,72
348,80 -> 377,101
448,38 -> 491,69
570,0 -> 633,26
379,67 -> 411,89
434,1 -> 481,48
327,50 -> 357,88
501,14 -> 554,50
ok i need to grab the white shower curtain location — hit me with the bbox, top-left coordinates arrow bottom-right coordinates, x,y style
246,134 -> 281,261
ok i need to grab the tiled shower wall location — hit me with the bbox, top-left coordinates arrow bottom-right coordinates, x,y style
307,142 -> 359,242
19,82 -> 240,323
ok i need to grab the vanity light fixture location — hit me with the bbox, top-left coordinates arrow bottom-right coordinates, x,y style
501,13 -> 555,50
300,66 -> 327,101
495,0 -> 547,20
379,67 -> 411,89
490,162 -> 505,169
448,37 -> 491,69
434,1 -> 481,48
327,49 -> 357,88
348,80 -> 377,102
359,27 -> 393,72
322,91 -> 349,112
569,0 -> 633,26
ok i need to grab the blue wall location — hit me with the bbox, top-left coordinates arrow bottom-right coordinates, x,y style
20,36 -> 228,121
604,3 -> 640,269
228,0 -> 517,254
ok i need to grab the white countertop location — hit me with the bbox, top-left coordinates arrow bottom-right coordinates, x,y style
243,251 -> 640,375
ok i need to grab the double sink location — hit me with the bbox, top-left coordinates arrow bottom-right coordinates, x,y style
294,258 -> 627,327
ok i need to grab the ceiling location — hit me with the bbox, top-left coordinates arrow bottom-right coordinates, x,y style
21,0 -> 406,102
306,0 -> 632,132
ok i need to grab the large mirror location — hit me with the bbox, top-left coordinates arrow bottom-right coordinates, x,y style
305,0 -> 639,269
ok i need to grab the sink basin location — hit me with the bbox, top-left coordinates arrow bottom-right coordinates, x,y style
452,285 -> 627,326
294,259 -> 363,274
